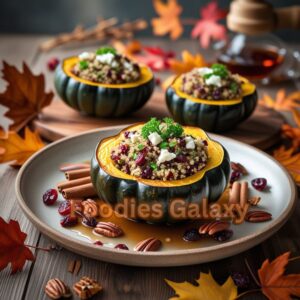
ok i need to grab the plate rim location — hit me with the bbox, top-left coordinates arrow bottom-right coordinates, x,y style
15,126 -> 298,263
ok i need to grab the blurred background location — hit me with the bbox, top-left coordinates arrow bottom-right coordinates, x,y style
0,0 -> 299,42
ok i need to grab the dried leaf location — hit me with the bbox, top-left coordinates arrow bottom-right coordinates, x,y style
273,146 -> 300,184
259,90 -> 300,111
166,272 -> 237,300
152,0 -> 183,40
292,108 -> 300,128
258,252 -> 300,300
191,1 -> 227,48
0,127 -> 44,166
169,50 -> 208,75
112,40 -> 142,58
0,217 -> 35,274
281,124 -> 300,148
0,62 -> 53,132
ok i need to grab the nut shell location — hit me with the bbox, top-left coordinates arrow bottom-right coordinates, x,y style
73,276 -> 102,300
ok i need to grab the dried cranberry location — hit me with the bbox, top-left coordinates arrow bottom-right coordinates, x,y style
124,131 -> 130,138
47,57 -> 59,71
141,166 -> 152,179
94,240 -> 103,246
135,152 -> 146,166
251,178 -> 267,191
203,140 -> 208,146
213,89 -> 221,99
60,215 -> 78,227
155,77 -> 161,85
175,154 -> 187,163
167,171 -> 174,180
125,164 -> 130,174
120,144 -> 129,154
43,189 -> 58,206
183,228 -> 201,242
212,229 -> 233,242
231,272 -> 250,289
82,217 -> 97,228
114,243 -> 129,250
58,201 -> 71,216
111,152 -> 120,162
230,170 -> 241,184
179,138 -> 186,147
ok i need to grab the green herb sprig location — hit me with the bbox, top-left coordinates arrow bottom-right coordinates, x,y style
96,46 -> 117,55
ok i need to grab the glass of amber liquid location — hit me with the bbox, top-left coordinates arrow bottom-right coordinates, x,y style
217,33 -> 299,84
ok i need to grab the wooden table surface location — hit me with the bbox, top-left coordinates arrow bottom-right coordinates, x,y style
0,35 -> 300,300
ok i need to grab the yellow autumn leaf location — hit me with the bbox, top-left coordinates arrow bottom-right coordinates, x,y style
165,272 -> 237,300
0,127 -> 44,166
169,50 -> 207,75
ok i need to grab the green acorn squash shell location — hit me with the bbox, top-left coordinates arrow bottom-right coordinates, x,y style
91,124 -> 231,223
54,56 -> 155,117
166,75 -> 257,133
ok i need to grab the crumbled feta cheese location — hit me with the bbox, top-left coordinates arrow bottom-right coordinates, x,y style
185,136 -> 195,149
205,75 -> 222,87
111,61 -> 119,68
78,52 -> 90,60
124,61 -> 133,70
148,132 -> 163,146
96,53 -> 115,65
157,149 -> 176,165
130,133 -> 139,143
197,67 -> 213,76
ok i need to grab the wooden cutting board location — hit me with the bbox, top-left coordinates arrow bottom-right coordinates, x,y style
34,92 -> 284,150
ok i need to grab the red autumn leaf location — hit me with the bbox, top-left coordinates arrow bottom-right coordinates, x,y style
258,252 -> 300,300
191,0 -> 227,48
0,217 -> 35,274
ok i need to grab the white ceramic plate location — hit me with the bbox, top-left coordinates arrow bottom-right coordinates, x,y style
16,127 -> 297,267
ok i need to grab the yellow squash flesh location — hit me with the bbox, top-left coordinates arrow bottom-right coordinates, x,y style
171,75 -> 256,106
97,124 -> 224,187
63,56 -> 154,88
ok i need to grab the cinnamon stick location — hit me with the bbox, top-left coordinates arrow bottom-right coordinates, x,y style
57,176 -> 92,192
62,183 -> 97,199
59,163 -> 90,172
229,182 -> 241,204
65,168 -> 90,180
240,182 -> 248,208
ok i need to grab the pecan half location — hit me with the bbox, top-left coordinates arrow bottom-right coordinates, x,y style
248,196 -> 261,206
93,222 -> 123,238
45,278 -> 71,299
70,199 -> 83,217
245,210 -> 272,222
82,199 -> 98,218
231,162 -> 248,175
134,237 -> 162,252
73,276 -> 102,300
199,221 -> 231,236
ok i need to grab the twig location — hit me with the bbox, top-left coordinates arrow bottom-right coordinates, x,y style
234,289 -> 261,299
288,255 -> 300,262
245,258 -> 261,287
25,244 -> 51,252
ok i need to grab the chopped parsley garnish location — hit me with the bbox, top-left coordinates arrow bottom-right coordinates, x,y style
150,162 -> 157,170
211,63 -> 228,78
96,46 -> 116,55
79,61 -> 89,70
138,144 -> 144,150
169,141 -> 177,147
159,141 -> 169,149
230,82 -> 239,93
141,117 -> 183,141
133,153 -> 137,160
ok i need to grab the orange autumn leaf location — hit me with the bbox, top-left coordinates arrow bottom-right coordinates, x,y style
0,217 -> 35,274
258,252 -> 300,300
152,0 -> 183,40
273,146 -> 300,184
292,108 -> 300,127
259,89 -> 300,111
0,62 -> 53,132
281,124 -> 300,148
169,50 -> 208,75
0,127 -> 44,166
112,40 -> 142,59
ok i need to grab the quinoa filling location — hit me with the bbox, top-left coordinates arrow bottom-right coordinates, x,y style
180,64 -> 242,100
72,46 -> 141,84
111,118 -> 209,181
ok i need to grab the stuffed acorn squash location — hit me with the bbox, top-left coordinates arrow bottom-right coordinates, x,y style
91,118 -> 230,223
55,47 -> 155,117
166,64 -> 257,132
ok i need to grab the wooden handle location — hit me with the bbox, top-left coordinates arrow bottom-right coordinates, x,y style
275,6 -> 300,30
227,0 -> 300,35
